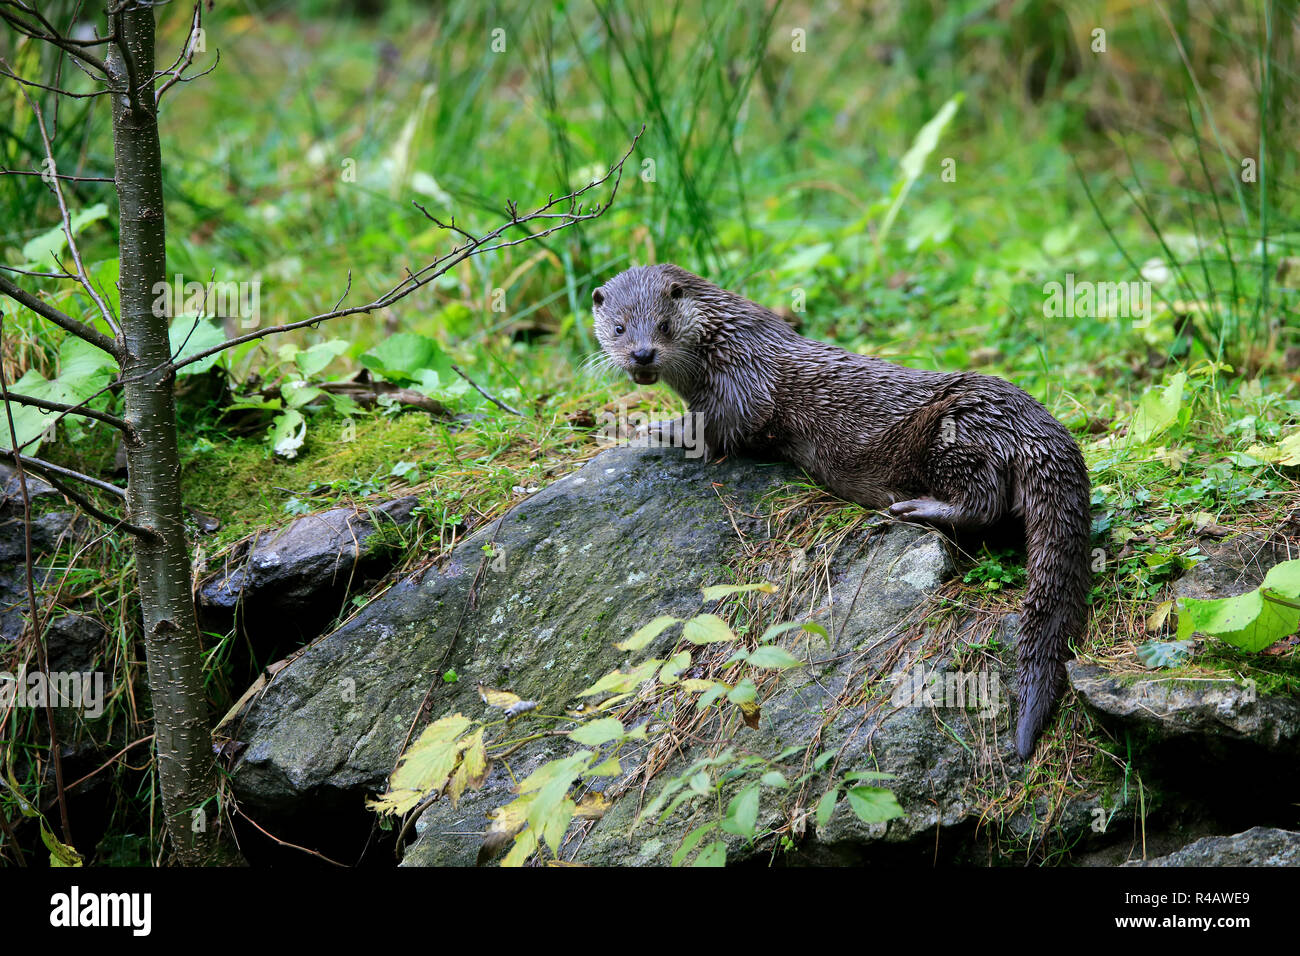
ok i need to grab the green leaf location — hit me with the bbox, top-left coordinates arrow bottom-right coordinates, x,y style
691,841 -> 726,867
169,315 -> 227,376
682,613 -> 735,644
745,646 -> 803,670
616,615 -> 679,651
21,203 -> 108,267
845,786 -> 905,824
672,823 -> 718,867
1176,559 -> 1300,652
1128,372 -> 1186,445
295,339 -> 350,378
567,717 -> 625,746
759,771 -> 788,789
659,650 -> 691,684
270,409 -> 307,458
1135,639 -> 1194,668
721,785 -> 760,839
360,333 -> 451,384
700,582 -> 776,601
577,659 -> 663,697
815,789 -> 839,828
878,93 -> 963,247
726,678 -> 757,705
0,336 -> 116,452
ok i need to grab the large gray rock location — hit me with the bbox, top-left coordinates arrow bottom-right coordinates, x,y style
1068,530 -> 1300,754
1125,827 -> 1300,866
228,445 -> 1123,866
1068,662 -> 1300,754
199,496 -> 420,616
229,446 -> 799,810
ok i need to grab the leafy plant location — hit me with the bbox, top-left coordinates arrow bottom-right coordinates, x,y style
368,583 -> 895,866
1176,559 -> 1300,652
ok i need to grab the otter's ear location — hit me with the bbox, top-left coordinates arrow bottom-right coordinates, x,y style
668,282 -> 683,300
592,288 -> 605,308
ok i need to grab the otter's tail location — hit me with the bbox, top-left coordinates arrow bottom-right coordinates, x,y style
1013,441 -> 1092,759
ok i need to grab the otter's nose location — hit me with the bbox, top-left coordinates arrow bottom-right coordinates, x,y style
631,348 -> 657,366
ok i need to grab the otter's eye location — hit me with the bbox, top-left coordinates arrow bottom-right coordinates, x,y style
668,283 -> 683,300
614,324 -> 625,336
657,320 -> 671,335
592,288 -> 605,307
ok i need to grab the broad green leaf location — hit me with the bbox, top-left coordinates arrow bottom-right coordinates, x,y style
1135,639 -> 1194,668
691,840 -> 726,867
1128,372 -> 1186,445
682,613 -> 735,644
672,822 -> 718,867
585,757 -> 621,777
567,717 -> 625,746
659,650 -> 691,684
1176,559 -> 1300,652
616,615 -> 679,651
169,315 -> 227,376
816,789 -> 839,828
845,786 -> 905,824
726,678 -> 757,705
294,339 -> 349,378
721,785 -> 760,839
21,203 -> 108,267
371,713 -> 473,815
360,333 -> 451,384
270,409 -> 307,459
577,659 -> 662,697
746,646 -> 803,670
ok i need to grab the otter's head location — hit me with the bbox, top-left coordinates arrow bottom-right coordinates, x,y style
591,264 -> 703,388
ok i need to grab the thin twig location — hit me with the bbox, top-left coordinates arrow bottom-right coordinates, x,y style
0,314 -> 72,845
13,79 -> 122,342
1,390 -> 130,432
9,452 -> 127,499
0,274 -> 119,357
450,363 -> 523,417
171,126 -> 645,373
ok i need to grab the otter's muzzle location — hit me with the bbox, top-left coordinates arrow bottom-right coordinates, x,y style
629,347 -> 658,385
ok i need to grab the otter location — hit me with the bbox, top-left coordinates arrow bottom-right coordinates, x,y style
592,263 -> 1091,760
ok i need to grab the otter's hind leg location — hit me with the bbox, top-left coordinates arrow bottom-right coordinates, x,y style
890,441 -> 1009,532
889,497 -> 991,532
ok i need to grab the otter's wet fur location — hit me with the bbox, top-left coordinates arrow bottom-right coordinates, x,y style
593,263 -> 1091,759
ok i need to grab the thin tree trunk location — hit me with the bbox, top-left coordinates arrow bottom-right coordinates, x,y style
106,4 -> 225,865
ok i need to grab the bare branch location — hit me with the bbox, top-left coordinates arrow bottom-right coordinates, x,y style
9,452 -> 127,499
11,80 -> 123,343
0,262 -> 78,279
0,5 -> 111,75
15,464 -> 155,541
0,166 -> 114,182
172,127 -> 646,372
0,313 -> 73,839
0,275 -> 120,356
0,62 -> 111,98
0,390 -> 130,433
155,3 -> 207,105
